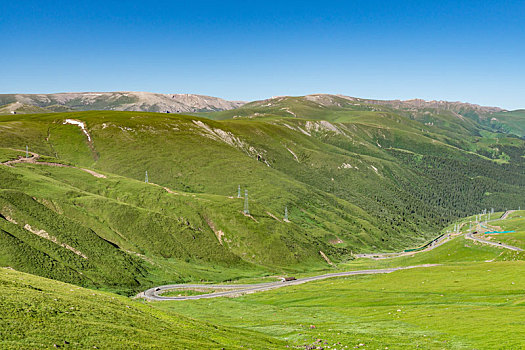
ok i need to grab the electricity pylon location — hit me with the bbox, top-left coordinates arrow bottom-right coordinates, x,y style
243,190 -> 249,214
145,171 -> 148,183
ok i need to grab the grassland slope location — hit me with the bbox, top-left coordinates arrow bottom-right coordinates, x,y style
0,267 -> 284,349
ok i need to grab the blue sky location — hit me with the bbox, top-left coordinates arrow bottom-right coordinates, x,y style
1,0 -> 524,109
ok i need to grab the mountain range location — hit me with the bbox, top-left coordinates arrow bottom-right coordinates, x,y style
0,91 -> 245,114
0,91 -> 524,294
2,91 -> 522,137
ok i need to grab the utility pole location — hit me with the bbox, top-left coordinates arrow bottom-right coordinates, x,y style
243,190 -> 249,215
145,171 -> 148,184
25,145 -> 28,158
237,185 -> 241,198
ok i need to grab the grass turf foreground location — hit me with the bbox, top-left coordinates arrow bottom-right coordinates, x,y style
154,261 -> 525,350
0,267 -> 284,349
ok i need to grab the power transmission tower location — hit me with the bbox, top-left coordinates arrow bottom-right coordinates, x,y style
237,185 -> 241,198
145,171 -> 148,183
243,190 -> 249,214
284,206 -> 288,221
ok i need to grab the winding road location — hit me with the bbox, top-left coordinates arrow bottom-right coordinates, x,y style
141,210 -> 523,301
141,264 -> 439,301
465,232 -> 523,252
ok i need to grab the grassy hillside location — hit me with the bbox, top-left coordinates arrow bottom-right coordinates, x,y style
203,94 -> 492,136
0,105 -> 523,291
2,215 -> 524,349
490,110 -> 525,138
0,267 -> 284,349
157,260 -> 525,349
0,102 -> 52,115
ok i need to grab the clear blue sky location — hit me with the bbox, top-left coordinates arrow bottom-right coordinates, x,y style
1,0 -> 524,109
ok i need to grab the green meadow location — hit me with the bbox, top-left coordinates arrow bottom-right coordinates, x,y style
0,267 -> 284,349
3,224 -> 525,349
152,230 -> 525,349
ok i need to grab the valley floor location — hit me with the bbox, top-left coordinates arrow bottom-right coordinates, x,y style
1,212 -> 524,349
153,261 -> 525,349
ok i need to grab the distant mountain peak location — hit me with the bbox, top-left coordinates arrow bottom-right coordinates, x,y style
0,91 -> 245,114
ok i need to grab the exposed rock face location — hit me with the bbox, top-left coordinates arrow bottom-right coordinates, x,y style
0,92 -> 245,113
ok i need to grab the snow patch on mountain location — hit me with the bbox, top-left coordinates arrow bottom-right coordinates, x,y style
64,119 -> 92,141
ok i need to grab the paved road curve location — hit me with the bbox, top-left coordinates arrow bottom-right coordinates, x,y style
465,210 -> 523,252
465,232 -> 523,252
141,264 -> 439,301
355,233 -> 451,260
500,210 -> 516,220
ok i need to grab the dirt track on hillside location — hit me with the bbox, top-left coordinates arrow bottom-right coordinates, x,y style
1,149 -> 106,178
